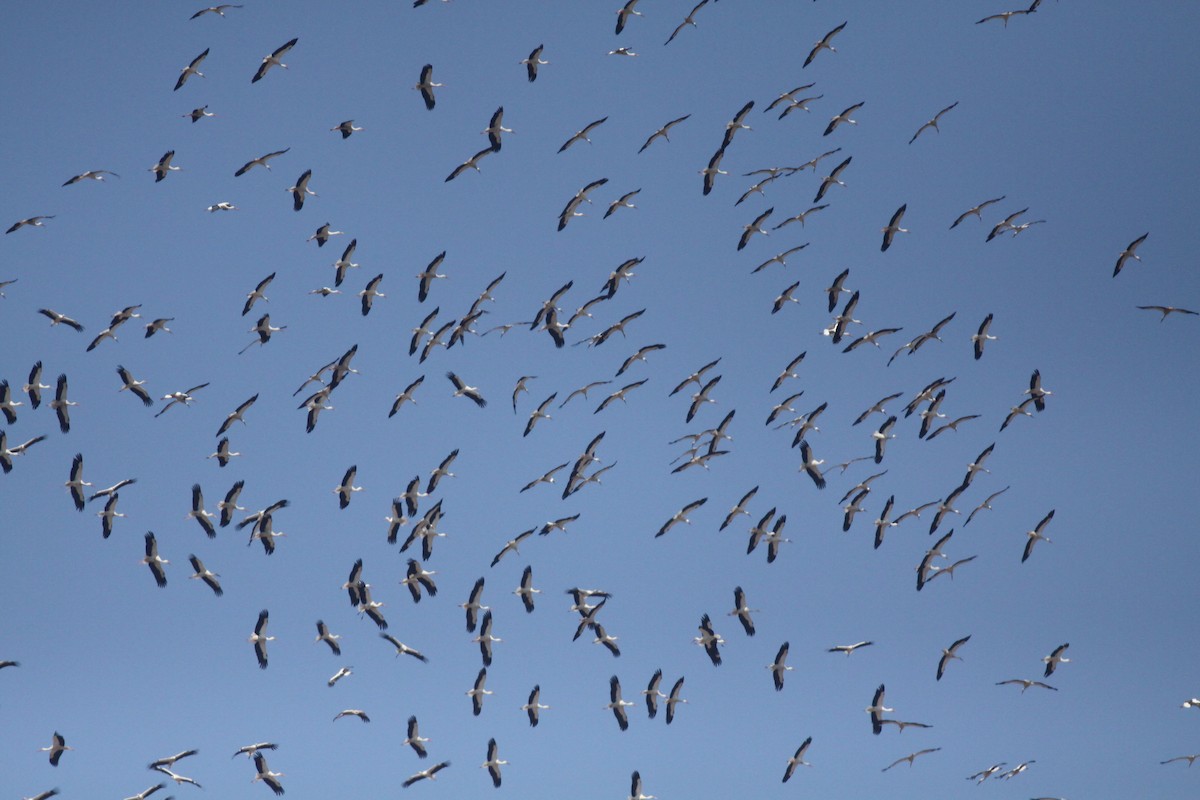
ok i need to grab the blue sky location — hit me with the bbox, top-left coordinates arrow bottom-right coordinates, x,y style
3,1 -> 1200,798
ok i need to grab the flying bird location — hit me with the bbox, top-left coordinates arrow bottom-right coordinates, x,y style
252,38 -> 298,83
1022,509 -> 1055,562
882,748 -> 941,772
149,151 -> 180,182
415,64 -> 441,109
446,372 -> 487,407
824,101 -> 864,136
949,196 -> 1005,229
867,684 -> 891,734
1042,642 -> 1070,677
768,641 -> 792,690
782,737 -> 813,782
880,204 -> 908,251
656,497 -> 708,537
142,532 -> 169,587
252,751 -> 285,795
971,313 -> 997,360
814,155 -> 851,202
6,214 -> 57,236
559,116 -> 609,153
38,308 -> 84,331
249,609 -> 272,669
287,169 -> 316,211
402,761 -> 450,788
639,114 -> 690,153
1113,232 -> 1149,276
909,101 -> 959,144
737,207 -> 774,251
937,635 -> 971,680
63,169 -> 119,186
174,47 -> 209,91
658,676 -> 686,724
314,620 -> 341,655
695,614 -> 724,666
1137,305 -> 1199,320
41,732 -> 72,766
520,44 -> 548,82
235,149 -> 290,177
804,20 -> 846,67
331,119 -> 362,138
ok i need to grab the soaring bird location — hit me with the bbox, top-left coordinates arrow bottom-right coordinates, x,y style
38,308 -> 84,331
252,751 -> 285,795
514,565 -> 540,613
768,641 -> 792,690
191,4 -> 243,18
1022,509 -> 1055,562
880,204 -> 908,251
804,20 -> 846,67
615,0 -> 642,33
235,149 -> 290,177
5,214 -> 54,237
971,313 -> 997,360
655,498 -> 708,537
823,101 -> 864,136
359,273 -> 385,316
1042,642 -> 1070,677
882,748 -> 941,772
287,169 -> 316,211
639,114 -> 690,153
937,635 -> 971,680
252,38 -> 298,83
665,676 -> 687,724
665,0 -> 709,44
483,106 -> 511,151
694,614 -> 724,666
41,732 -> 72,766
446,372 -> 486,407
142,532 -> 169,587
1137,305 -> 1199,320
402,761 -> 450,788
867,684 -> 891,734
558,178 -> 609,230
415,64 -> 441,109
814,155 -> 851,202
381,633 -> 428,662
217,394 -> 258,436
63,169 -> 119,186
149,151 -> 180,182
481,738 -> 506,787
520,44 -> 548,82
700,147 -> 728,196
174,48 -> 209,91
331,119 -> 363,139
606,675 -> 635,731
949,196 -> 1005,229
467,668 -> 492,715
314,620 -> 341,655
188,484 -> 217,538
782,737 -> 813,782
559,116 -> 608,153
403,716 -> 429,758
1113,232 -> 1149,276
249,609 -> 272,669
48,374 -> 76,433
737,207 -> 773,251
909,101 -> 959,144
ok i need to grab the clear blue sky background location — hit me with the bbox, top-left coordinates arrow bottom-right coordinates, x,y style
3,2 -> 1199,798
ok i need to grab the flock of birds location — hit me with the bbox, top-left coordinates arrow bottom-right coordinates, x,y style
3,2 -> 1198,799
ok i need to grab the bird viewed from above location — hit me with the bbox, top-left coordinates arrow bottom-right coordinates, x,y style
1,4 -> 1197,800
